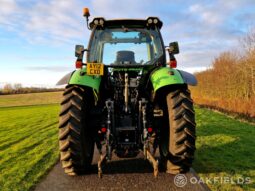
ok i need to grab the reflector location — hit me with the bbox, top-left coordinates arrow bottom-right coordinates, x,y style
101,127 -> 107,133
148,127 -> 153,133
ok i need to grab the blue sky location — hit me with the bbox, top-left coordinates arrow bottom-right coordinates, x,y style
0,0 -> 255,87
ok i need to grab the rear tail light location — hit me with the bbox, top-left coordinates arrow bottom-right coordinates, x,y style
169,59 -> 177,68
75,60 -> 83,69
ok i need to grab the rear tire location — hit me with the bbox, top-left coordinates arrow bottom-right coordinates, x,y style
160,88 -> 196,174
58,85 -> 94,175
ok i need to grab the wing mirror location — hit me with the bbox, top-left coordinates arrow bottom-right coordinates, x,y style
75,45 -> 85,58
168,42 -> 179,54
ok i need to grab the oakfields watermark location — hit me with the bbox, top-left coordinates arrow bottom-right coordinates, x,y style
174,174 -> 187,187
174,174 -> 252,187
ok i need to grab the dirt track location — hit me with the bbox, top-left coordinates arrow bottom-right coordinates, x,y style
34,148 -> 210,191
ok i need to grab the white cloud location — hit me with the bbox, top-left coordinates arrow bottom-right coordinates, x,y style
178,66 -> 207,74
25,65 -> 72,72
189,4 -> 221,24
0,0 -> 18,28
177,50 -> 217,68
0,0 -> 91,45
0,0 -> 17,15
0,68 -> 68,87
23,0 -> 86,45
90,0 -> 175,19
161,1 -> 255,69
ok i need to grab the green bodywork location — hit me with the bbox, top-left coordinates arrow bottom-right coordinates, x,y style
68,66 -> 185,94
69,68 -> 101,92
150,67 -> 184,92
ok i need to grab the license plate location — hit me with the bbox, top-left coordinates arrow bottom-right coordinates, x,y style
86,63 -> 104,76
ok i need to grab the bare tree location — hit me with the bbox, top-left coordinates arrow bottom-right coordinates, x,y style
3,84 -> 13,94
13,83 -> 22,90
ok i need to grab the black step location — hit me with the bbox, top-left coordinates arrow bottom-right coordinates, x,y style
116,126 -> 136,131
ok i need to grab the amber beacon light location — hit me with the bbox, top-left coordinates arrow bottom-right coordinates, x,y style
83,7 -> 91,30
83,7 -> 90,17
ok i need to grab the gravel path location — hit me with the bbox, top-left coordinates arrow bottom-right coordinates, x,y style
35,148 -> 210,191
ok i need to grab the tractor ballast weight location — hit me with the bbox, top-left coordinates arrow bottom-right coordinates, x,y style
57,8 -> 197,177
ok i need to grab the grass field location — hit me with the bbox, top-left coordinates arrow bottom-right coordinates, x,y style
193,108 -> 255,191
0,92 -> 254,191
0,104 -> 59,191
0,92 -> 61,191
0,92 -> 62,107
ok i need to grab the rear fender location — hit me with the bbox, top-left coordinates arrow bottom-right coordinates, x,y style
150,67 -> 184,92
56,68 -> 102,93
150,67 -> 197,100
178,70 -> 197,86
150,67 -> 197,92
56,71 -> 74,86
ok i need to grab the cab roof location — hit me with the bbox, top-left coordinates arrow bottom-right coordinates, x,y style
89,17 -> 163,30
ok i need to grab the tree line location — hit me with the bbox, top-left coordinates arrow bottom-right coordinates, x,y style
0,83 -> 63,95
191,29 -> 255,118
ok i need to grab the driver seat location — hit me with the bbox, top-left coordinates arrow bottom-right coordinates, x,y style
115,51 -> 136,64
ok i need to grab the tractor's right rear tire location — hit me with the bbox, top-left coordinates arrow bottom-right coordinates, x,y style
160,88 -> 196,174
58,85 -> 94,175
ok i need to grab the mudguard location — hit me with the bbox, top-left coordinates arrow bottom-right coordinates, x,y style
150,67 -> 197,92
56,72 -> 74,86
56,68 -> 102,92
178,69 -> 197,86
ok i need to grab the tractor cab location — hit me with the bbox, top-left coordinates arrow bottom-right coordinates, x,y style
88,20 -> 165,67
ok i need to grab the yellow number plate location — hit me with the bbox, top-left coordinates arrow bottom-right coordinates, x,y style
87,63 -> 104,76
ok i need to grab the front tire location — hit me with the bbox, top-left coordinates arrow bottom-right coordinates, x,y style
160,88 -> 196,174
58,85 -> 94,175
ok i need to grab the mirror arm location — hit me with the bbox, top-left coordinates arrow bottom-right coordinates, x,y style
85,17 -> 91,30
169,52 -> 174,59
77,53 -> 84,61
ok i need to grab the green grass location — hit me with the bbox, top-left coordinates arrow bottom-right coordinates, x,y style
0,92 -> 62,107
193,107 -> 255,191
0,104 -> 59,191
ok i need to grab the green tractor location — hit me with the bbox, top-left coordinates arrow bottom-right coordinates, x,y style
57,8 -> 197,177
